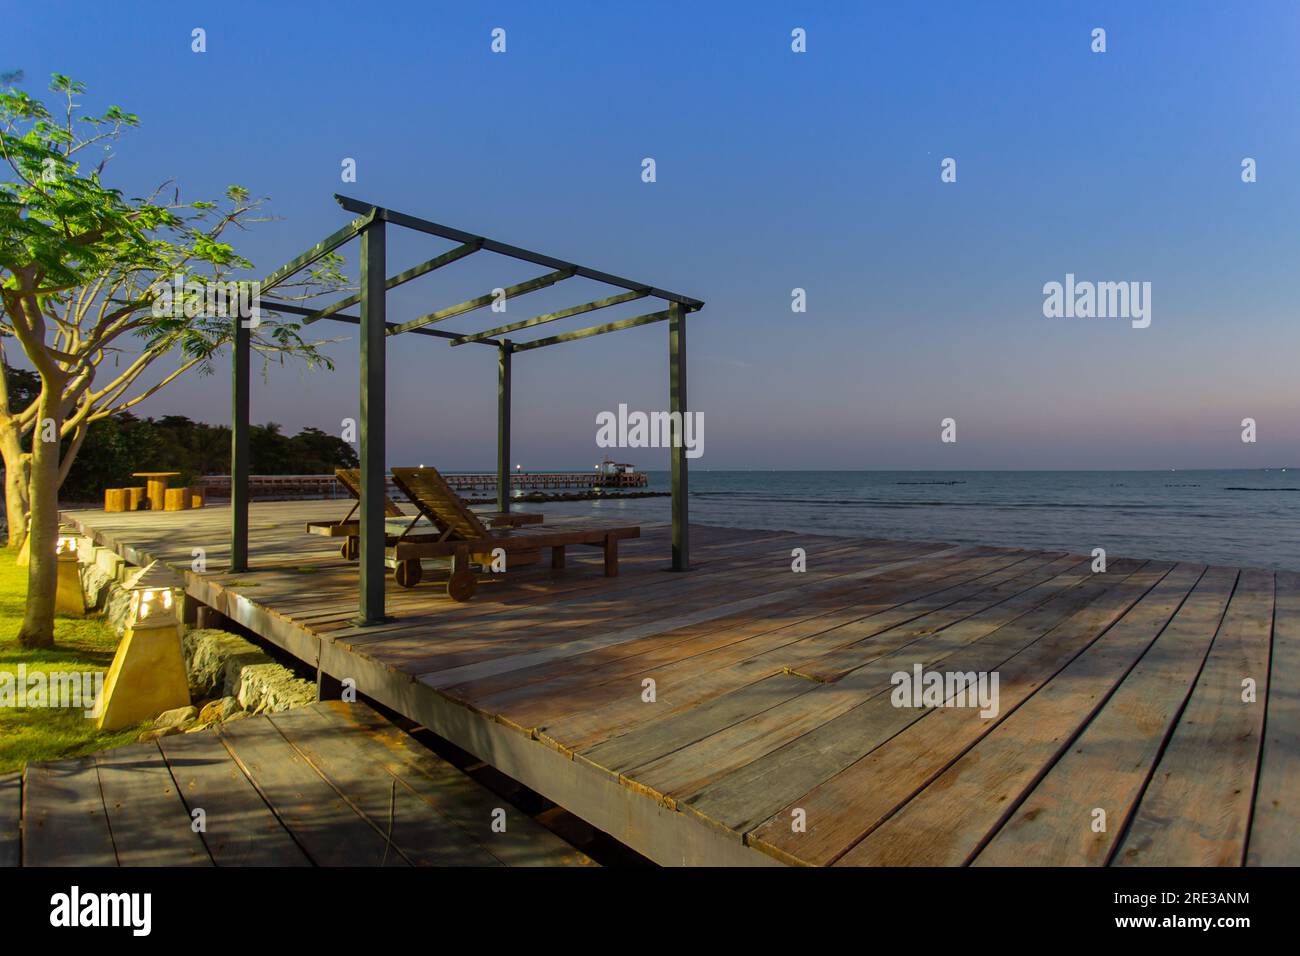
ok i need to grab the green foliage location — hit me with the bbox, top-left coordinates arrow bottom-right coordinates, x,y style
0,72 -> 348,446
252,423 -> 358,475
1,76 -> 145,288
60,412 -> 359,501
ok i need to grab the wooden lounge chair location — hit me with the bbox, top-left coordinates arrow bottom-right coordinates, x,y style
307,468 -> 540,560
387,466 -> 640,600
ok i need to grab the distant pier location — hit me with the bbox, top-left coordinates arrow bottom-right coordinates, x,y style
196,468 -> 649,500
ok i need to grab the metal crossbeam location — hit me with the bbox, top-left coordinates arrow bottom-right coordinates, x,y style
302,240 -> 483,325
449,288 -> 650,347
256,210 -> 376,295
385,268 -> 574,336
335,194 -> 704,309
259,299 -> 500,346
510,308 -> 672,352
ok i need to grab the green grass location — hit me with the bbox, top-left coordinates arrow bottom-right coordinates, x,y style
0,550 -> 143,773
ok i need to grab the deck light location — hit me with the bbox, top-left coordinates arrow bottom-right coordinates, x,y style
55,532 -> 86,616
131,586 -> 174,624
95,562 -> 190,730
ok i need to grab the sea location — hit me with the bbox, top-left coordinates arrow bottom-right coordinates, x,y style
529,470 -> 1300,572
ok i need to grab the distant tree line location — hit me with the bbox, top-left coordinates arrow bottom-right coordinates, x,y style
63,414 -> 358,501
8,362 -> 357,502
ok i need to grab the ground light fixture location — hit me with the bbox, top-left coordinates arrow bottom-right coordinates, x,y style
54,533 -> 86,616
95,561 -> 190,731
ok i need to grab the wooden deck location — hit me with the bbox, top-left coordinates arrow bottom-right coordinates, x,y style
2,700 -> 592,867
62,500 -> 1298,866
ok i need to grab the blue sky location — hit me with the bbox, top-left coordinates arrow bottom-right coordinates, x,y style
6,1 -> 1299,469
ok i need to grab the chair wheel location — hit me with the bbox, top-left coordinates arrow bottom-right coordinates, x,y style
446,568 -> 476,602
394,559 -> 423,588
340,538 -> 359,561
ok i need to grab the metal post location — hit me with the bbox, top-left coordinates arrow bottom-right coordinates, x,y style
357,219 -> 388,624
669,303 -> 689,570
497,340 -> 512,513
230,315 -> 250,572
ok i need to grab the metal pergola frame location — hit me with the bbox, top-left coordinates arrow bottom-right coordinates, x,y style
233,194 -> 703,625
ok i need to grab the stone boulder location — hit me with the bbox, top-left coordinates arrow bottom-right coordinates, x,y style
79,561 -> 117,611
154,705 -> 199,731
197,696 -> 241,725
104,583 -> 135,636
183,629 -> 268,699
236,663 -> 317,714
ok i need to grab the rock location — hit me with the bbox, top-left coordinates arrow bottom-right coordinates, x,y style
79,561 -> 117,611
197,696 -> 241,724
223,710 -> 251,723
236,663 -> 317,714
137,726 -> 182,743
104,583 -> 135,636
154,705 -> 198,730
93,547 -> 126,581
183,629 -> 267,699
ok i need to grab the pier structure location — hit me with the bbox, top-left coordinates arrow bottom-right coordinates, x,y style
196,468 -> 648,500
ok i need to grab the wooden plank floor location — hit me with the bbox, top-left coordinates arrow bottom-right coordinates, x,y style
61,500 -> 1298,866
6,700 -> 592,867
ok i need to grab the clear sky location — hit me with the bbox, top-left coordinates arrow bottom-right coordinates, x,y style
6,1 -> 1299,469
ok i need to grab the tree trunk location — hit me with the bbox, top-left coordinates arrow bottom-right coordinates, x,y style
17,390 -> 62,649
0,422 -> 31,550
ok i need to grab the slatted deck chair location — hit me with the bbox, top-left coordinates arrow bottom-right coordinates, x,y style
388,466 -> 639,600
307,468 -> 540,561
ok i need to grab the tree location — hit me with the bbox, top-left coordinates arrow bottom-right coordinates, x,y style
56,411 -> 158,502
0,365 -> 37,536
285,426 -> 358,474
0,74 -> 346,648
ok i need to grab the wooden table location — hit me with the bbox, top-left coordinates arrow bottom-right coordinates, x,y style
132,472 -> 180,512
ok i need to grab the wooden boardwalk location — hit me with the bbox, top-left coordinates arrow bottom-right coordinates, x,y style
62,501 -> 1299,866
2,701 -> 592,867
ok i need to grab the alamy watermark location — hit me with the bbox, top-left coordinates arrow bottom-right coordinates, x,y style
150,273 -> 261,327
596,403 -> 704,459
0,664 -> 104,718
50,886 -> 151,936
890,663 -> 999,718
1042,273 -> 1150,329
